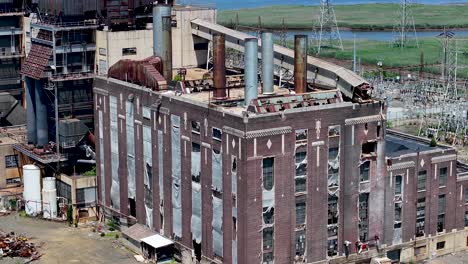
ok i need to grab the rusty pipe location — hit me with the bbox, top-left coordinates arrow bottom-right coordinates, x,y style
213,33 -> 227,100
294,35 -> 308,94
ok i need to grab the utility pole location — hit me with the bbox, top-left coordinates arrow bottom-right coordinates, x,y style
317,0 -> 343,54
353,34 -> 357,73
392,0 -> 419,49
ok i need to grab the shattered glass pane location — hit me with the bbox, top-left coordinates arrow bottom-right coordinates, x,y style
126,101 -> 136,199
172,117 -> 182,238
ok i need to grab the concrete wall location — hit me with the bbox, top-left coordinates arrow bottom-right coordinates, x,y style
95,29 -> 154,75
59,174 -> 97,222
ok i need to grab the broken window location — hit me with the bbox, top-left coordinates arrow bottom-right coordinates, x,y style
327,238 -> 338,257
437,214 -> 445,233
262,252 -> 273,264
143,125 -> 153,228
395,175 -> 403,196
416,198 -> 425,237
263,207 -> 274,225
328,194 -> 338,225
436,241 -> 445,250
358,193 -> 369,242
295,230 -> 306,258
263,227 -> 274,250
295,129 -> 308,142
465,188 -> 468,204
212,149 -> 222,192
465,211 -> 468,227
213,194 -> 223,257
192,143 -> 201,183
171,114 -> 182,238
362,141 -> 377,155
191,121 -> 201,134
158,130 -> 164,232
360,161 -> 370,182
328,125 -> 340,137
417,171 -> 426,191
126,101 -> 136,202
295,152 -> 307,193
439,167 -> 447,187
328,147 -> 340,188
394,202 -> 402,228
212,127 -> 222,141
109,96 -> 120,210
262,158 -> 274,191
232,156 -> 237,195
295,200 -> 306,225
192,142 -> 202,244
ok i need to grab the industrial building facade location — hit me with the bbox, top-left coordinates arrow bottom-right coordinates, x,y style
91,3 -> 468,264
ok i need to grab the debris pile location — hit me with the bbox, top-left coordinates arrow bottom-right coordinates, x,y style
0,231 -> 40,261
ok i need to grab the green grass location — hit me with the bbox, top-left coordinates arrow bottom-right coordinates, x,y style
219,4 -> 468,30
304,37 -> 468,78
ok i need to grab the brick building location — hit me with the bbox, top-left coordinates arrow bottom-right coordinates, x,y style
92,4 -> 468,264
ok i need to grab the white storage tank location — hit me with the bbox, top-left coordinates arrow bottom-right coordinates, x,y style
23,165 -> 42,216
42,177 -> 57,219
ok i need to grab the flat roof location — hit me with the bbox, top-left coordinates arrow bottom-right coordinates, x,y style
141,234 -> 174,249
385,131 -> 450,158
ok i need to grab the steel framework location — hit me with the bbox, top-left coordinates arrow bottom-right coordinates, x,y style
316,0 -> 343,54
392,0 -> 419,48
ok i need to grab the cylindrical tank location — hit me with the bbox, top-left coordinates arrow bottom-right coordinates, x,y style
23,165 -> 42,216
42,177 -> 57,219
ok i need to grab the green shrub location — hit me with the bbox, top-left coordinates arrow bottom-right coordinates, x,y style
430,137 -> 437,147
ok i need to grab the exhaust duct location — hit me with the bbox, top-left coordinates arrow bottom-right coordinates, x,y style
244,38 -> 259,106
213,33 -> 227,100
261,32 -> 274,95
294,35 -> 308,94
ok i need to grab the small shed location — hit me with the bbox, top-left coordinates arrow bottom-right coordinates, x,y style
140,234 -> 175,263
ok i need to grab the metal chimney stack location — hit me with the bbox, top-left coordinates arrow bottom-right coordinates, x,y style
261,32 -> 274,95
294,35 -> 308,94
213,33 -> 227,100
153,4 -> 172,80
25,77 -> 37,144
35,80 -> 48,147
244,38 -> 259,106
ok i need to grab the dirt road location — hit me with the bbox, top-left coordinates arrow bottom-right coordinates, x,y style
0,213 -> 138,264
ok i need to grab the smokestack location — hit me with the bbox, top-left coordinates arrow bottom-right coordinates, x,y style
244,38 -> 259,106
261,32 -> 274,95
294,35 -> 308,94
213,33 -> 227,100
35,80 -> 48,147
25,77 -> 37,144
153,4 -> 172,80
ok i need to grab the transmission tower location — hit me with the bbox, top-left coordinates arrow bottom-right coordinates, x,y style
316,0 -> 343,54
392,0 -> 419,48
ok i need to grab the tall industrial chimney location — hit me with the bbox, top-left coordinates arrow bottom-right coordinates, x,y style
294,35 -> 308,94
213,33 -> 227,100
244,38 -> 259,106
261,32 -> 274,95
153,4 -> 172,80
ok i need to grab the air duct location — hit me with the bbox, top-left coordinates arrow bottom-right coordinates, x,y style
35,80 -> 48,147
261,32 -> 274,95
213,33 -> 227,100
25,77 -> 37,144
153,4 -> 172,81
244,38 -> 259,106
294,35 -> 308,94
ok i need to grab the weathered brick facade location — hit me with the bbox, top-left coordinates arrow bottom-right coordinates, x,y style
94,77 -> 467,264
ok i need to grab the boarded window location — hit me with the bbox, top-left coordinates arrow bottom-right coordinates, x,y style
262,158 -> 274,191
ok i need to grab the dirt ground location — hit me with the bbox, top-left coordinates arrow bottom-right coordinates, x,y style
0,213 -> 138,264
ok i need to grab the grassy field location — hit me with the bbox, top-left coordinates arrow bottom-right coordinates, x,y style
218,4 -> 468,30
285,37 -> 468,78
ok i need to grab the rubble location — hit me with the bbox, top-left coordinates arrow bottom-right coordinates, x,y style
0,231 -> 41,261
